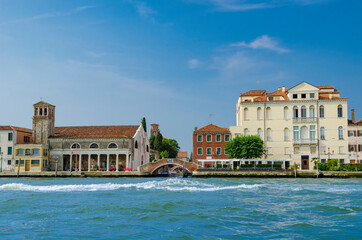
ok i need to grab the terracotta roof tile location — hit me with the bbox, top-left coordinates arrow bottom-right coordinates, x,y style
194,124 -> 230,133
266,89 -> 289,96
319,94 -> 348,100
50,125 -> 140,139
240,90 -> 266,96
316,85 -> 334,89
0,126 -> 32,133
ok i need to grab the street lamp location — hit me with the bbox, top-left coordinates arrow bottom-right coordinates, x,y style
324,147 -> 334,161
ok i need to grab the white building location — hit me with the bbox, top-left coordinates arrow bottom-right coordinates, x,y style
348,110 -> 362,163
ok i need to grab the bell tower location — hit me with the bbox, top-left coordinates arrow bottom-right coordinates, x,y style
32,101 -> 55,144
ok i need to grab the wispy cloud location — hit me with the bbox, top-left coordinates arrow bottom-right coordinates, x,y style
136,2 -> 157,18
188,0 -> 328,11
188,59 -> 201,69
230,35 -> 290,53
0,6 -> 95,26
85,51 -> 107,58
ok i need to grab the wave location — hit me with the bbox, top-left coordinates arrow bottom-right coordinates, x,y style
0,179 -> 263,193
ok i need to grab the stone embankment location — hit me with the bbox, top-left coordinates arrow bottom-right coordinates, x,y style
0,171 -> 150,178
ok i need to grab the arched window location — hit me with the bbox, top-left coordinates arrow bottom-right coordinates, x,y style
244,128 -> 249,136
267,128 -> 272,141
266,107 -> 272,120
284,128 -> 289,141
320,127 -> 325,140
283,107 -> 289,120
40,108 -> 43,116
44,108 -> 47,116
257,107 -> 262,120
71,143 -> 80,149
257,128 -> 262,138
108,143 -> 118,149
135,141 -> 138,149
90,143 -> 99,149
309,106 -> 315,118
243,108 -> 249,120
338,126 -> 343,139
293,106 -> 298,119
301,106 -> 307,118
319,105 -> 325,118
146,145 -> 149,152
338,105 -> 343,117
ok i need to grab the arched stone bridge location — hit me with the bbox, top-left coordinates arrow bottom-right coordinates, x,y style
139,159 -> 199,175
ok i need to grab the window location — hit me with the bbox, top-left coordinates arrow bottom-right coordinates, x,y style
294,146 -> 300,154
301,93 -> 306,99
8,147 -> 12,155
293,126 -> 299,140
216,135 -> 221,142
15,160 -> 24,165
8,132 -> 13,141
108,143 -> 118,149
284,128 -> 289,141
206,135 -> 212,142
43,160 -> 47,167
301,106 -> 307,118
90,143 -> 99,149
340,159 -> 344,164
244,108 -> 249,120
268,97 -> 274,101
283,107 -> 289,120
40,108 -> 43,116
310,93 -> 315,98
44,108 -> 47,116
224,135 -> 230,142
25,149 -> 31,155
71,143 -> 81,149
359,145 -> 362,152
24,136 -> 30,143
267,128 -> 272,141
349,145 -> 355,152
257,107 -> 262,120
266,107 -> 272,120
319,106 -> 325,118
244,128 -> 249,136
33,149 -> 39,155
293,94 -> 298,99
338,126 -> 343,139
197,148 -> 203,155
17,150 -> 24,156
257,128 -> 262,138
309,106 -> 315,118
146,145 -> 149,152
349,130 -> 354,137
320,127 -> 325,140
293,106 -> 298,118
7,160 -> 11,165
197,135 -> 203,142
206,148 -> 212,155
309,125 -> 316,140
31,160 -> 40,165
43,149 -> 47,156
359,130 -> 362,136
338,105 -> 343,117
216,148 -> 221,155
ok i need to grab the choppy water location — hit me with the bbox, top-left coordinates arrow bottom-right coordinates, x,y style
0,178 -> 360,239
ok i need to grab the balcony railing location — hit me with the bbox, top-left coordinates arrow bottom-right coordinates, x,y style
293,139 -> 318,144
293,117 -> 317,123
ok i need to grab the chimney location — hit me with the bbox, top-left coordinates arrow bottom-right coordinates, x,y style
352,109 -> 356,123
282,86 -> 285,92
278,87 -> 281,91
195,127 -> 198,131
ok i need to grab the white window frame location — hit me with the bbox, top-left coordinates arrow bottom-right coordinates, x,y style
206,147 -> 212,155
216,134 -> 221,142
197,135 -> 203,142
206,135 -> 212,142
197,148 -> 203,155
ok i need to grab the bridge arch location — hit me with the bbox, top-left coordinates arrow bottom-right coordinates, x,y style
150,163 -> 191,175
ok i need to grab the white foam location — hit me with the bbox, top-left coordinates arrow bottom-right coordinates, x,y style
0,179 -> 263,192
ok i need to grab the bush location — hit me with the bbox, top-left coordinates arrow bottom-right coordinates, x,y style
238,163 -> 282,169
318,160 -> 362,171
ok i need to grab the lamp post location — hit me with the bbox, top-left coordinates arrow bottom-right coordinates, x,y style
324,147 -> 334,161
1,152 -> 3,172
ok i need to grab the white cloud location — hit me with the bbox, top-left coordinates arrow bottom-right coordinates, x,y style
136,2 -> 157,18
230,35 -> 290,53
188,59 -> 201,69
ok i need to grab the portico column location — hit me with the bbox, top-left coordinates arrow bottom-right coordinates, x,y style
79,154 -> 82,172
116,154 -> 119,172
88,155 -> 91,172
106,154 -> 110,171
97,154 -> 100,171
70,154 -> 73,172
126,154 -> 129,168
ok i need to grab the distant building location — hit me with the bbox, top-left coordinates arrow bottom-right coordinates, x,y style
193,124 -> 231,165
14,144 -> 49,172
150,123 -> 160,136
348,109 -> 362,163
0,126 -> 32,171
177,151 -> 189,161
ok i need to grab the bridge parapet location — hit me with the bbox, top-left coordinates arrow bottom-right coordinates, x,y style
139,158 -> 199,174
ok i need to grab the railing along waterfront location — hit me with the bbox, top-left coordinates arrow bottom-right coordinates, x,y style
293,117 -> 317,123
293,139 -> 318,144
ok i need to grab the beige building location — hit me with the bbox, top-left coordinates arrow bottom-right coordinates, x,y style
14,144 -> 49,172
230,82 -> 349,170
348,109 -> 362,163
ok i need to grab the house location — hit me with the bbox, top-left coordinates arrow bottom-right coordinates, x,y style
348,109 -> 362,163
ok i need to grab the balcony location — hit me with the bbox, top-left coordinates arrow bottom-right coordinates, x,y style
293,139 -> 318,145
293,117 -> 317,123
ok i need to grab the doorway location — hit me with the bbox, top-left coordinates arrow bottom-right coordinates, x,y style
301,155 -> 309,170
25,160 -> 30,171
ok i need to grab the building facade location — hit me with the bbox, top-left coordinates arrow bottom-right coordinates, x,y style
193,124 -> 231,164
0,126 -> 32,171
14,144 -> 49,172
230,82 -> 349,170
348,110 -> 362,163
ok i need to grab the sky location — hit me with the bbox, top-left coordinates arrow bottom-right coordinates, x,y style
0,0 -> 361,154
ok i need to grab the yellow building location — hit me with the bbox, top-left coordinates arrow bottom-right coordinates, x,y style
230,82 -> 349,170
14,144 -> 49,172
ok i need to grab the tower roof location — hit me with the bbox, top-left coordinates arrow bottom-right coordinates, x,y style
33,101 -> 55,107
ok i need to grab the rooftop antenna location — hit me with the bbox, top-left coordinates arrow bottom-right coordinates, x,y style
209,113 -> 214,124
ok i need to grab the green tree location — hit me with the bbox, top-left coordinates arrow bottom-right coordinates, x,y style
189,152 -> 193,162
161,138 -> 180,158
154,132 -> 163,152
141,117 -> 147,133
149,134 -> 155,149
160,150 -> 169,159
224,135 -> 265,159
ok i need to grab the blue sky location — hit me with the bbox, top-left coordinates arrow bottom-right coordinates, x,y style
0,0 -> 361,154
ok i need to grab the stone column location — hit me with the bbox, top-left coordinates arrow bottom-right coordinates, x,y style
97,154 -> 100,171
88,154 -> 91,172
79,154 -> 82,172
70,154 -> 73,172
107,154 -> 110,172
116,154 -> 119,172
126,154 -> 129,168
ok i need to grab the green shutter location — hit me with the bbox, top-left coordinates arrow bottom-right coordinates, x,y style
8,147 -> 12,155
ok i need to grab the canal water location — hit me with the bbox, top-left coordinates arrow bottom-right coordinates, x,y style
0,178 -> 360,239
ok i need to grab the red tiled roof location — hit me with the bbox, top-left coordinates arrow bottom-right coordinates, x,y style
50,125 -> 140,139
240,90 -> 266,96
0,126 -> 32,133
266,89 -> 289,96
319,89 -> 340,94
356,119 -> 362,124
319,94 -> 348,100
253,96 -> 267,102
316,85 -> 334,89
177,151 -> 188,158
194,124 -> 230,133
